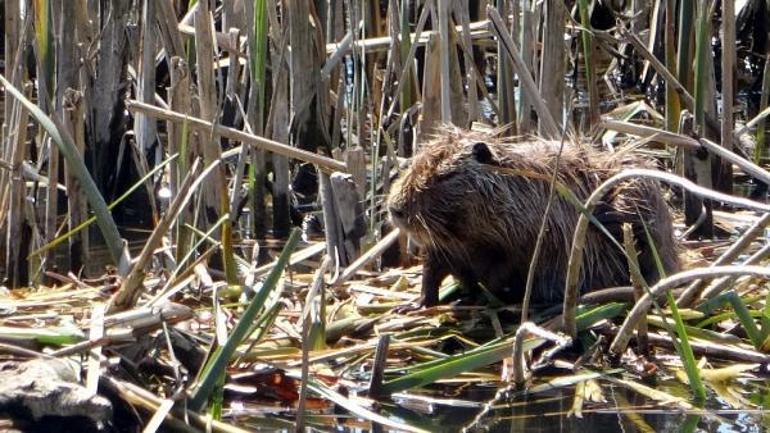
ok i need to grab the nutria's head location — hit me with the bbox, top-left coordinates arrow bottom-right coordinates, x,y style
387,129 -> 501,250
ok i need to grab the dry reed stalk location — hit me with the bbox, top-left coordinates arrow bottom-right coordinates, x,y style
456,1 -> 479,124
3,3 -> 29,285
495,0 -> 515,129
43,134 -> 59,279
487,6 -> 559,138
194,0 -> 227,218
6,86 -> 31,286
333,227 -> 400,286
127,101 -> 347,172
622,223 -> 649,355
55,0 -> 87,271
610,266 -> 770,356
438,0 -> 453,124
62,92 -> 89,270
89,1 -> 130,189
719,0 -> 736,192
677,212 -> 770,306
268,46 -> 292,238
699,242 -> 770,301
155,1 -> 188,235
538,0 -> 566,138
383,0 -> 432,122
518,0 -> 537,134
109,158 -> 220,313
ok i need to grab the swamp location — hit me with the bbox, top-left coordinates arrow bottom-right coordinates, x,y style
2,0 -> 770,432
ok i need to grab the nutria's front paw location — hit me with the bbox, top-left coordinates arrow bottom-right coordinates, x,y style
392,294 -> 437,314
392,302 -> 425,314
394,295 -> 441,313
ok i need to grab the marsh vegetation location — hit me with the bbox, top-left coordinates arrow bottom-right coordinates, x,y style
2,0 -> 770,432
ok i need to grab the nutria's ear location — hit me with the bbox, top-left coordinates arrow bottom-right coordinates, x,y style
471,142 -> 494,164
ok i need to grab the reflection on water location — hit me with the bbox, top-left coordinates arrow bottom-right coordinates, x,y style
230,380 -> 770,432
54,228 -> 150,277
398,381 -> 770,433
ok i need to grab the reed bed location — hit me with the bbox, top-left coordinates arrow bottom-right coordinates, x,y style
1,0 -> 770,431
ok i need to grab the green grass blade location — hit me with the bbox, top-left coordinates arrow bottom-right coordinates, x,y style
380,302 -> 621,395
695,290 -> 763,348
676,0 -> 694,91
251,0 -> 268,127
666,290 -> 706,404
32,0 -> 54,107
762,290 -> 770,340
188,228 -> 301,411
575,302 -> 627,331
0,326 -> 84,345
380,339 -> 518,394
725,290 -> 763,348
577,0 -> 597,123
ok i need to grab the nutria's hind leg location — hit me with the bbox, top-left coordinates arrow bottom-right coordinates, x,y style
626,183 -> 679,285
600,188 -> 678,287
636,224 -> 679,286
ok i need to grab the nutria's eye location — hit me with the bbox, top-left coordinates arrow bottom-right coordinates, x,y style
471,142 -> 494,164
434,171 -> 457,183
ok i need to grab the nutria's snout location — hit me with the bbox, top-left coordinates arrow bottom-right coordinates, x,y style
388,202 -> 407,225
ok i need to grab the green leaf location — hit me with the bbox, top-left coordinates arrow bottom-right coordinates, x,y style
0,74 -> 125,265
575,302 -> 627,331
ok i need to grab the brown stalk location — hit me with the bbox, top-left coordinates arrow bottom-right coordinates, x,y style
126,100 -> 347,173
108,159 -> 208,313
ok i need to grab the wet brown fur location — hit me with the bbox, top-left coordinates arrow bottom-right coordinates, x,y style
387,127 -> 679,307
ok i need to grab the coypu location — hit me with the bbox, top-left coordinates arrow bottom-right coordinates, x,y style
387,128 -> 678,309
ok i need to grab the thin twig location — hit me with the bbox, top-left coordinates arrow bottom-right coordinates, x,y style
522,128 -> 568,323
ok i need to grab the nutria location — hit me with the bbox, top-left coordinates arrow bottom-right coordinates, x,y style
387,128 -> 678,309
